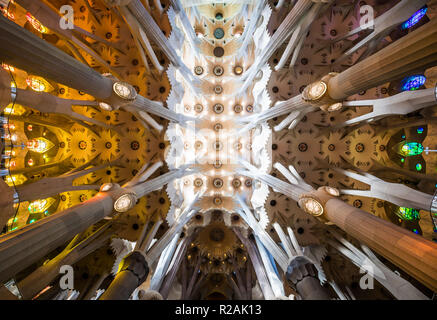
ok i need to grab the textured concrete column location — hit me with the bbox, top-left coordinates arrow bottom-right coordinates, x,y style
99,251 -> 149,300
0,164 -> 105,231
10,223 -> 113,300
327,18 -> 437,101
0,15 -> 114,100
0,192 -> 114,284
298,188 -> 437,292
325,198 -> 437,293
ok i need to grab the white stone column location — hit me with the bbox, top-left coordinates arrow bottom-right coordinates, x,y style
170,0 -> 200,56
236,0 -> 268,59
238,0 -> 318,95
126,0 -> 197,85
127,95 -> 193,123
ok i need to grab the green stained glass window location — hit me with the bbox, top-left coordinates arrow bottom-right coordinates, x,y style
397,142 -> 424,157
396,207 -> 420,221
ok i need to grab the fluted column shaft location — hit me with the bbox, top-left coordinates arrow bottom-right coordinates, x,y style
328,18 -> 437,100
0,15 -> 114,100
252,95 -> 311,123
0,193 -> 114,284
323,197 -> 437,292
130,95 -> 188,123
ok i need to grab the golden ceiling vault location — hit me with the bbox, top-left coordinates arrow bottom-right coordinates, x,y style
0,0 -> 436,302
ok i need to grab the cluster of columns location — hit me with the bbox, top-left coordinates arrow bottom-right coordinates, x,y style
239,161 -> 437,293
238,0 -> 319,95
0,14 -> 186,124
0,163 -> 191,285
100,194 -> 199,300
245,17 -> 437,130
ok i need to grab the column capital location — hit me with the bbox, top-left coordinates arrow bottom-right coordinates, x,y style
302,72 -> 343,112
298,186 -> 340,221
98,78 -> 138,111
99,183 -> 138,213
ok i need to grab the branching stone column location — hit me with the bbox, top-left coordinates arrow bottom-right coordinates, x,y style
15,164 -> 107,201
254,18 -> 437,132
0,163 -> 108,231
123,0 -> 197,84
326,17 -> 437,102
336,169 -> 435,211
6,223 -> 114,300
239,95 -> 313,131
239,161 -> 437,292
297,187 -> 437,292
239,0 -> 319,94
127,95 -> 193,124
0,190 -> 115,284
0,14 -> 115,101
101,193 -> 199,300
0,166 -> 192,284
14,0 -> 117,75
331,0 -> 428,62
335,88 -> 437,128
170,0 -> 200,56
236,0 -> 268,59
234,228 -> 276,300
0,72 -> 111,138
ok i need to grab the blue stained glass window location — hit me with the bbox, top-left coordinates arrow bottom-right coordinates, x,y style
416,163 -> 423,171
401,75 -> 426,91
401,7 -> 428,30
417,127 -> 424,134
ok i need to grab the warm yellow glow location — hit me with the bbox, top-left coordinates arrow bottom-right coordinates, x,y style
25,12 -> 48,33
3,104 -> 26,116
1,64 -> 15,72
0,7 -> 15,20
5,174 -> 27,186
27,137 -> 55,153
26,76 -> 52,92
28,198 -> 56,214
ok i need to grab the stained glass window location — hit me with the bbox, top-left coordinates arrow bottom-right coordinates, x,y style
401,6 -> 428,30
